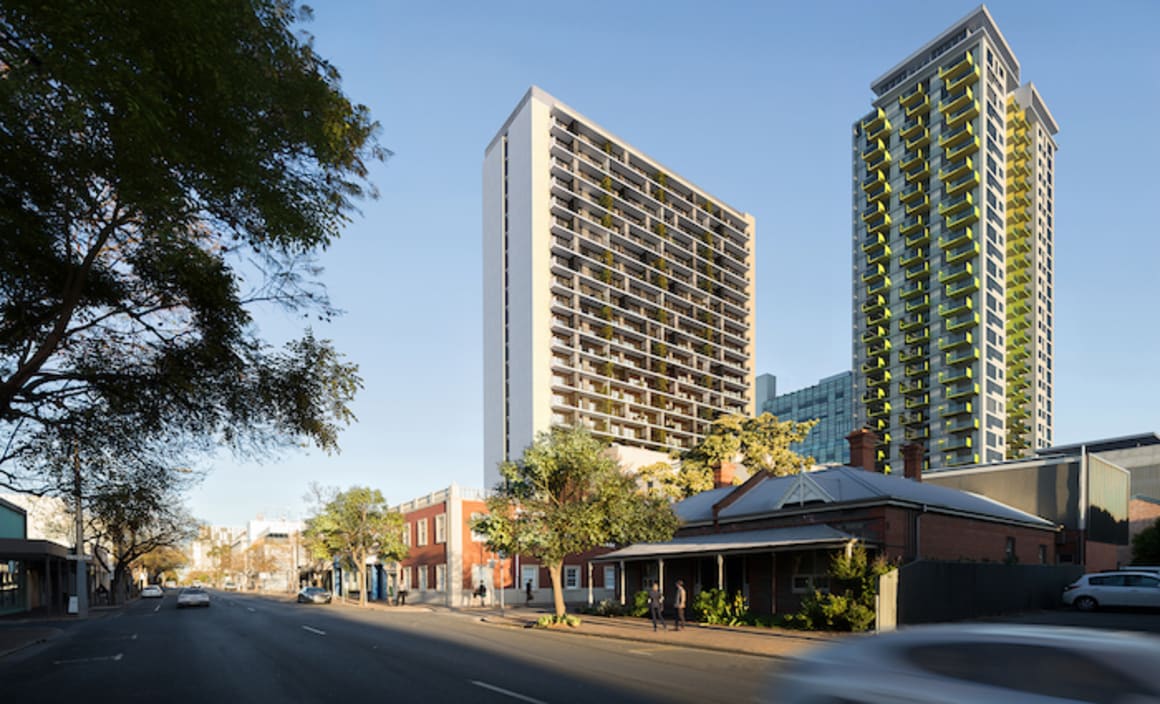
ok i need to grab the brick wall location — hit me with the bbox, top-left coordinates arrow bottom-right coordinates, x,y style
917,512 -> 1055,565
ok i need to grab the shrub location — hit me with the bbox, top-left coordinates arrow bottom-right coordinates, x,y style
631,590 -> 650,617
534,614 -> 582,628
691,588 -> 750,626
783,545 -> 892,632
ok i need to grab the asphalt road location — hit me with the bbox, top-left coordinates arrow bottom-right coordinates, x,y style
0,591 -> 777,704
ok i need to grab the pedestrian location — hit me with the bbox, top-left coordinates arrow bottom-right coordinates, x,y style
477,581 -> 488,606
673,579 -> 686,631
525,579 -> 533,606
648,581 -> 666,631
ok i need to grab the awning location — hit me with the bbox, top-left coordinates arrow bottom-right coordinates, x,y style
593,524 -> 862,562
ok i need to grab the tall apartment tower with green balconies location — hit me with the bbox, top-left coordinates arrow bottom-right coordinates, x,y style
483,87 -> 757,489
852,6 -> 1058,473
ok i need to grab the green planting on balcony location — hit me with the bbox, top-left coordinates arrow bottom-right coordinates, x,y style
601,325 -> 614,340
603,141 -> 613,153
601,213 -> 613,228
601,305 -> 613,321
654,222 -> 667,237
654,188 -> 666,203
703,200 -> 715,214
601,361 -> 614,377
701,343 -> 713,356
654,273 -> 668,290
653,342 -> 668,357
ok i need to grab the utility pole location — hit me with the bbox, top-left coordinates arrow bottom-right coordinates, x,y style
72,440 -> 88,618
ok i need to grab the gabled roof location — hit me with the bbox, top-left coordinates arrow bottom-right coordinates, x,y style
677,466 -> 1054,529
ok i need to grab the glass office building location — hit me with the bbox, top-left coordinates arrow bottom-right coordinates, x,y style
757,372 -> 853,466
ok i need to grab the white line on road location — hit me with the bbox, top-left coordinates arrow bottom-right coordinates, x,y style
301,626 -> 326,636
153,603 -> 161,613
469,680 -> 548,704
247,607 -> 256,612
54,653 -> 123,665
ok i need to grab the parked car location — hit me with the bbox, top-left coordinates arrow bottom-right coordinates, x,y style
177,588 -> 211,608
222,581 -> 239,591
765,624 -> 1160,703
297,587 -> 332,604
141,585 -> 164,598
1063,571 -> 1160,611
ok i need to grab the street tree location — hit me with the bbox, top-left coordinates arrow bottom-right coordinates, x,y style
244,543 -> 280,591
136,546 -> 187,585
1132,518 -> 1160,565
0,0 -> 385,490
303,486 -> 407,606
474,426 -> 680,618
667,413 -> 818,498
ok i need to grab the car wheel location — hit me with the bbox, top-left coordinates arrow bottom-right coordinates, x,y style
1074,596 -> 1098,612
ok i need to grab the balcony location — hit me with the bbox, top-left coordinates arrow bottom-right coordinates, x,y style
945,240 -> 979,265
904,394 -> 930,410
905,360 -> 929,377
944,64 -> 980,93
938,296 -> 972,318
899,280 -> 925,300
899,378 -> 925,394
938,260 -> 973,284
945,171 -> 979,197
862,388 -> 885,403
938,52 -> 974,82
861,326 -> 887,344
899,313 -> 926,332
905,96 -> 931,119
899,347 -> 927,364
899,182 -> 924,204
866,339 -> 892,357
899,247 -> 925,268
863,231 -> 888,251
861,200 -> 886,222
945,418 -> 979,434
939,367 -> 973,385
945,100 -> 980,129
941,400 -> 973,418
861,357 -> 886,373
946,382 -> 980,400
1010,269 -> 1032,286
862,262 -> 887,283
862,293 -> 886,313
945,347 -> 978,366
938,122 -> 974,149
868,402 -> 892,419
900,118 -> 925,141
946,136 -> 980,163
866,181 -> 892,204
900,151 -> 926,173
904,162 -> 931,182
866,212 -> 892,235
1007,192 -> 1031,209
906,128 -> 931,151
899,215 -> 925,236
906,294 -> 930,313
905,227 -> 931,248
862,169 -> 887,191
905,426 -> 931,441
866,307 -> 891,327
899,82 -> 926,108
939,157 -> 974,183
939,86 -> 975,115
938,331 -> 973,351
905,329 -> 930,345
901,262 -> 927,283
938,191 -> 974,217
946,276 -> 979,298
1009,206 -> 1031,224
944,435 -> 973,452
899,412 -> 926,426
867,277 -> 891,296
945,206 -> 980,232
865,242 -> 891,264
1008,175 -> 1033,192
867,371 -> 892,388
905,195 -> 930,216
863,109 -> 892,141
861,138 -> 889,162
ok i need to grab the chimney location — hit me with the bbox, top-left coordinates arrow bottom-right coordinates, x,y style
846,428 -> 879,473
713,461 -> 737,489
902,443 -> 924,482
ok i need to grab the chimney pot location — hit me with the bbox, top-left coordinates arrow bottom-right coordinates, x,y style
903,443 -> 924,482
713,461 -> 736,489
846,428 -> 880,473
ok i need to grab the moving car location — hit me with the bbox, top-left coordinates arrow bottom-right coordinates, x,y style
766,624 -> 1160,703
141,585 -> 164,598
177,588 -> 211,608
223,581 -> 239,591
1063,571 -> 1160,611
297,587 -> 332,604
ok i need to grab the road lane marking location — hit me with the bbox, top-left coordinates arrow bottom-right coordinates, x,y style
628,646 -> 676,656
301,626 -> 326,636
247,607 -> 256,612
469,681 -> 547,704
153,603 -> 161,613
54,653 -> 123,665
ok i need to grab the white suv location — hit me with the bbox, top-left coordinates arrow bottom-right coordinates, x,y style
1063,571 -> 1160,611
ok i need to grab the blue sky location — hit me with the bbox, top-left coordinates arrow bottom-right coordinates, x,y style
187,1 -> 1160,525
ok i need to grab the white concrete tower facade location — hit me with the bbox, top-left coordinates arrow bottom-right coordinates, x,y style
852,6 -> 1057,472
484,87 -> 756,489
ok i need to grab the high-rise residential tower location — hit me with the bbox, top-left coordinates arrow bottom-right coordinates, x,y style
483,87 -> 756,489
852,6 -> 1057,472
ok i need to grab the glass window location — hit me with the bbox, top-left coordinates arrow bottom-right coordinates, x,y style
435,564 -> 447,591
435,514 -> 446,544
564,566 -> 580,589
417,519 -> 428,546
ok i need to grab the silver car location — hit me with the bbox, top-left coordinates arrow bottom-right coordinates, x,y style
297,587 -> 332,604
766,624 -> 1160,703
177,588 -> 210,608
1063,571 -> 1160,611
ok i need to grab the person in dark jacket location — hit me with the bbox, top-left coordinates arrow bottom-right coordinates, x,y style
648,581 -> 666,631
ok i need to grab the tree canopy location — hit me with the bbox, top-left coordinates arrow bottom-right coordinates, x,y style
474,426 -> 679,617
0,0 -> 383,491
662,413 -> 818,499
303,486 -> 407,606
1132,518 -> 1160,565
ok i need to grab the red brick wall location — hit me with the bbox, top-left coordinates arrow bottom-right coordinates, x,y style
399,502 -> 448,589
917,512 -> 1055,564
1123,498 -> 1160,566
1086,541 -> 1120,572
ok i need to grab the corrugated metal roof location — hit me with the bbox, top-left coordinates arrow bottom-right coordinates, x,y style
678,466 -> 1054,528
595,524 -> 858,561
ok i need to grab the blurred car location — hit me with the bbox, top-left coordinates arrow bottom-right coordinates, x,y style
177,588 -> 211,608
297,587 -> 332,604
223,581 -> 239,591
141,585 -> 164,598
766,624 -> 1160,703
1063,571 -> 1160,611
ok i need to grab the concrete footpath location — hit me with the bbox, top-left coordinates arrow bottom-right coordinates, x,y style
0,626 -> 62,658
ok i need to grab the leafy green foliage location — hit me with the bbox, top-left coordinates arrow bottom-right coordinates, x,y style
1132,518 -> 1160,565
575,598 -> 630,617
474,426 -> 679,616
631,589 -> 651,617
0,0 -> 381,489
664,413 -> 819,498
691,588 -> 752,626
304,486 -> 406,606
783,546 -> 893,632
534,613 -> 581,628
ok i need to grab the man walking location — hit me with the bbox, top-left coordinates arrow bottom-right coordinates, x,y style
525,579 -> 534,607
673,579 -> 687,631
648,581 -> 666,631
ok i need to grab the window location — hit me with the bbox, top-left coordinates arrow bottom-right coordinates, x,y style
435,513 -> 446,544
792,552 -> 832,594
1004,537 -> 1015,561
470,512 -> 486,542
402,524 -> 411,547
1038,545 -> 1047,565
417,518 -> 428,546
435,564 -> 446,592
418,565 -> 428,591
604,565 -> 616,590
521,565 -> 539,591
564,566 -> 580,589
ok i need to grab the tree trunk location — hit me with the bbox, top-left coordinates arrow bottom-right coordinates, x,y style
546,561 -> 565,618
357,552 -> 367,607
111,564 -> 129,605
